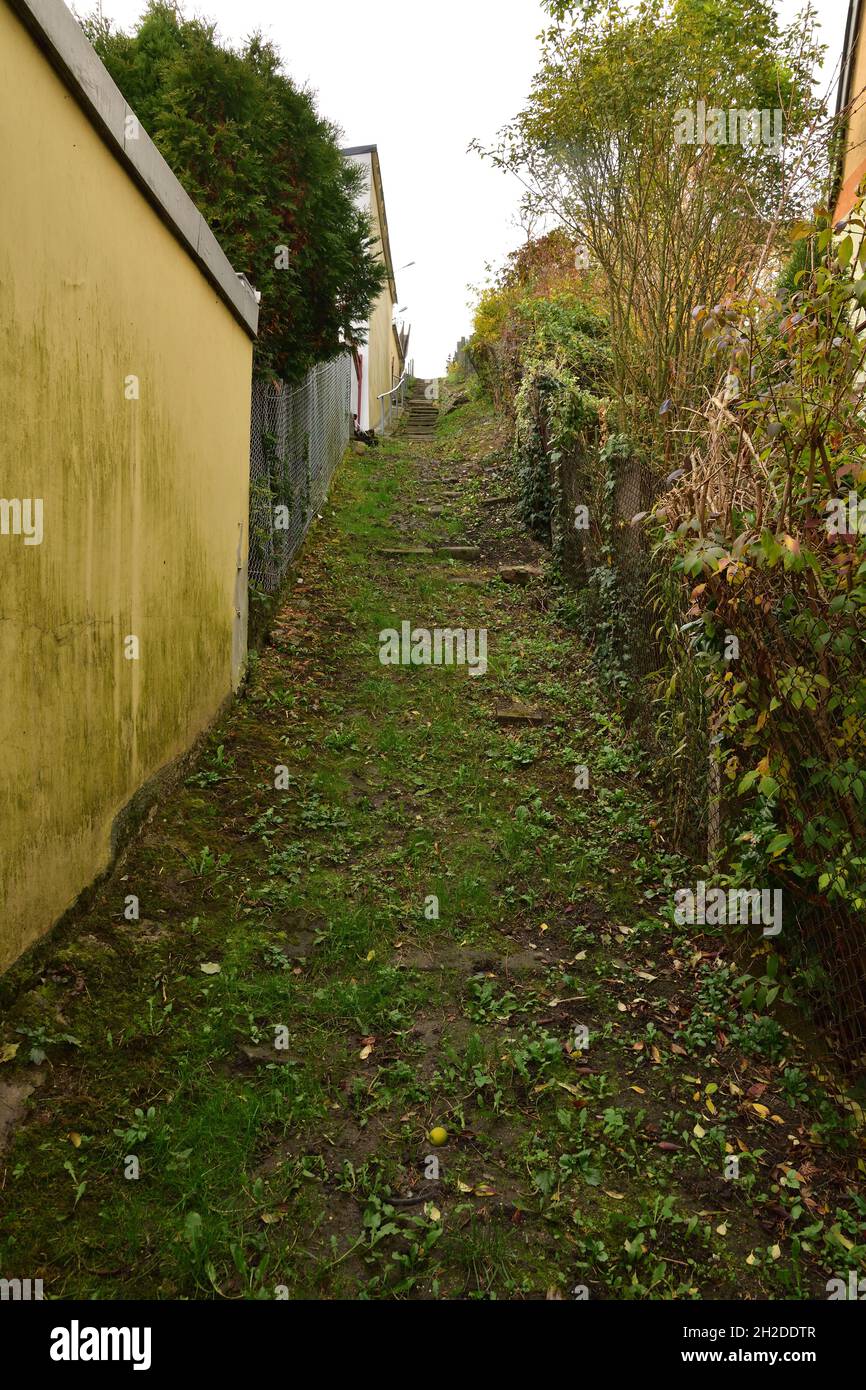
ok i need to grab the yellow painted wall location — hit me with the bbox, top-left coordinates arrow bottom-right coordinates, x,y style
0,3 -> 254,970
367,282 -> 398,425
838,15 -> 866,217
363,161 -> 399,424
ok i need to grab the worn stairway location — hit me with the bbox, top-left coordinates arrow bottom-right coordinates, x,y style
403,381 -> 439,438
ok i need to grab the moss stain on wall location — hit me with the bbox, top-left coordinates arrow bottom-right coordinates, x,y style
0,1 -> 254,970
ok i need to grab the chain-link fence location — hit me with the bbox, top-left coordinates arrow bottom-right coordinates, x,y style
248,352 -> 353,594
521,394 -> 866,1069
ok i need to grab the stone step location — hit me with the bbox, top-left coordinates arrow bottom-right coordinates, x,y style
498,563 -> 543,585
378,546 -> 434,557
494,704 -> 548,726
438,544 -> 481,560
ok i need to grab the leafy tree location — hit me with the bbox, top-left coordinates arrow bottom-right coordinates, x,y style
83,2 -> 385,382
475,0 -> 828,442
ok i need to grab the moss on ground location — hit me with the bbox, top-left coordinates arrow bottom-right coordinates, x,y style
0,404 -> 864,1300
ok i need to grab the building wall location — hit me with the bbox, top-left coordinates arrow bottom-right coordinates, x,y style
837,3 -> 866,218
0,0 -> 255,970
344,149 -> 399,429
366,281 -> 398,427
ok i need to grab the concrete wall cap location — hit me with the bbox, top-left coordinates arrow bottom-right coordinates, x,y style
7,0 -> 259,337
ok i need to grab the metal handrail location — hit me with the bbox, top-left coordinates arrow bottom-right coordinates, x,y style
377,358 -> 414,434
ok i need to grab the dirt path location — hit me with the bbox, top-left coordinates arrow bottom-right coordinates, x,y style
0,398 -> 863,1300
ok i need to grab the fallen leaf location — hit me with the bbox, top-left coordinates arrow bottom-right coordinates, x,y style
68,1132 -> 81,1148
199,962 -> 221,975
0,1042 -> 20,1063
555,1081 -> 583,1097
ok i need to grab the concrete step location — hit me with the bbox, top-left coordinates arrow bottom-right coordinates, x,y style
438,544 -> 481,560
495,704 -> 548,727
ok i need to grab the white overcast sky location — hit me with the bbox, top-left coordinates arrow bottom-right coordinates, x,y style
91,0 -> 849,375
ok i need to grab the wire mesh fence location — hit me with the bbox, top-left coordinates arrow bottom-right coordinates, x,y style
534,413 -> 866,1069
248,352 -> 353,594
